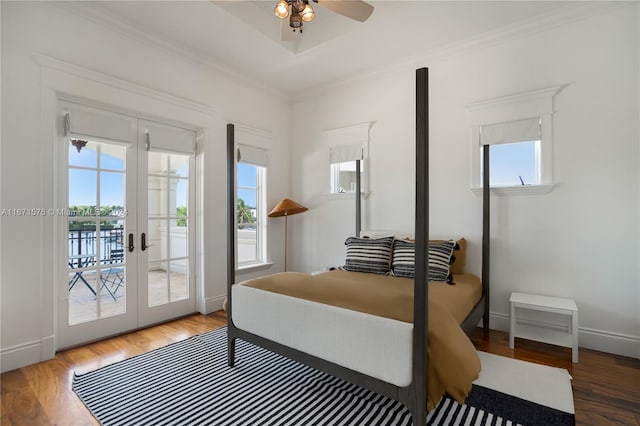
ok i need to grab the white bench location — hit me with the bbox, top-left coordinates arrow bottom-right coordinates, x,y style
509,292 -> 579,363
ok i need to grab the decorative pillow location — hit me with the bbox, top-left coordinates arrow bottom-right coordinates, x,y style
343,236 -> 394,275
391,239 -> 416,278
431,238 -> 466,274
428,240 -> 457,281
391,239 -> 457,282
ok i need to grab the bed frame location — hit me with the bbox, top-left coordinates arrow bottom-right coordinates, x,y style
226,67 -> 491,425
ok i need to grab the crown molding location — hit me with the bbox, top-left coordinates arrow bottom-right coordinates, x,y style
54,2 -> 289,104
467,85 -> 564,113
33,53 -> 216,118
300,2 -> 635,101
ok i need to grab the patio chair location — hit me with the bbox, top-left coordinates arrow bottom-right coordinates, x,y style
100,248 -> 124,301
68,255 -> 97,295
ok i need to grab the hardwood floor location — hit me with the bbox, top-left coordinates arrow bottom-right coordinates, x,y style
1,312 -> 638,425
469,328 -> 640,426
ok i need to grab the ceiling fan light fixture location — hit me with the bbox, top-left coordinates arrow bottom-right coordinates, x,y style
275,0 -> 373,37
289,12 -> 302,29
300,4 -> 315,22
291,0 -> 306,14
274,0 -> 290,19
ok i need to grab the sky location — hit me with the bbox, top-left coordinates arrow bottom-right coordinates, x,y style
237,163 -> 257,208
488,141 -> 537,186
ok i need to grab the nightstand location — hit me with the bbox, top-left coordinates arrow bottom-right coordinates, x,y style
509,292 -> 579,363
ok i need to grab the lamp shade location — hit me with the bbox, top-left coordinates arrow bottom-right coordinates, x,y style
268,198 -> 308,217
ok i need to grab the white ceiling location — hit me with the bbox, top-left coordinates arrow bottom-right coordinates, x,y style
91,1 -> 575,97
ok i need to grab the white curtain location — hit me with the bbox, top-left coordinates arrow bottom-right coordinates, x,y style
329,144 -> 365,164
62,102 -> 136,145
238,144 -> 268,166
480,116 -> 541,146
143,120 -> 196,154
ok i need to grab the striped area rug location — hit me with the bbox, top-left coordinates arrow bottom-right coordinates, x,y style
72,327 -> 574,425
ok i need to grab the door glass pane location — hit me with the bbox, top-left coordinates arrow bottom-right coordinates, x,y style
69,169 -> 96,208
68,271 -> 98,325
99,265 -> 126,317
68,141 -> 127,325
101,144 -> 125,171
100,172 -> 125,215
69,140 -> 97,168
148,268 -> 169,307
148,175 -> 168,218
170,220 -> 188,259
170,259 -> 188,302
147,151 -> 167,174
147,219 -> 167,264
68,220 -> 98,263
99,220 -> 125,265
147,152 -> 190,308
68,219 -> 97,309
174,178 -> 188,222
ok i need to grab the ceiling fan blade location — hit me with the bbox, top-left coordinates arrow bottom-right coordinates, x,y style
315,0 -> 374,22
280,18 -> 297,41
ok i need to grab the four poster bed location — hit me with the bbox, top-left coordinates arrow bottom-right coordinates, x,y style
226,68 -> 491,424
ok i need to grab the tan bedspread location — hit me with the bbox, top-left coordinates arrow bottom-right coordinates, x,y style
238,270 -> 482,409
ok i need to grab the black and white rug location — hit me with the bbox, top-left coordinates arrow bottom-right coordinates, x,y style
72,328 -> 575,425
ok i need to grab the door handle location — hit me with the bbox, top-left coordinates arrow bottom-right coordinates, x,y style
128,233 -> 135,252
141,232 -> 149,251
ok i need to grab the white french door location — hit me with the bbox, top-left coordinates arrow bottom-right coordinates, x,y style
58,102 -> 196,349
137,120 -> 197,327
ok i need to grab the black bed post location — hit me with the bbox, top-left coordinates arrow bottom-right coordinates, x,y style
227,123 -> 237,367
482,144 -> 490,333
355,159 -> 361,237
409,67 -> 429,426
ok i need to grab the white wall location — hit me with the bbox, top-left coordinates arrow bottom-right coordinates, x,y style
0,2 -> 290,371
289,5 -> 640,358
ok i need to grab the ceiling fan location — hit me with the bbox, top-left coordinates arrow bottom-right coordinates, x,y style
275,0 -> 374,35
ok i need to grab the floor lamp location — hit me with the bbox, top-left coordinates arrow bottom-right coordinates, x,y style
268,198 -> 308,272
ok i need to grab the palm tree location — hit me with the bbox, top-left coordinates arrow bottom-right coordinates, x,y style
237,198 -> 255,227
176,206 -> 187,227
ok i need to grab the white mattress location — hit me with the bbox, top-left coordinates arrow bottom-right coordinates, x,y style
232,283 -> 414,387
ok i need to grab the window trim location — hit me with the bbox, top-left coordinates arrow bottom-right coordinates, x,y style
467,85 -> 563,194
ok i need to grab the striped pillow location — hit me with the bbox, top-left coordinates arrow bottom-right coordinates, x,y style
343,236 -> 394,275
391,239 -> 416,278
392,239 -> 457,282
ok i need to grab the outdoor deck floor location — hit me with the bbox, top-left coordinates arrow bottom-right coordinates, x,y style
68,269 -> 188,324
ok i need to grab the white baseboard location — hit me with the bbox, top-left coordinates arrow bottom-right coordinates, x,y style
1,335 -> 55,373
488,311 -> 640,359
578,327 -> 640,359
203,294 -> 226,314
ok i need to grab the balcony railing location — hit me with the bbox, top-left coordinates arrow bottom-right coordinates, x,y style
68,227 -> 124,265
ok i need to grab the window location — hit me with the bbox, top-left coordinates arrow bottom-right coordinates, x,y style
237,145 -> 267,266
330,160 -> 364,194
323,122 -> 373,196
485,140 -> 539,187
479,116 -> 542,187
467,85 -> 562,194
